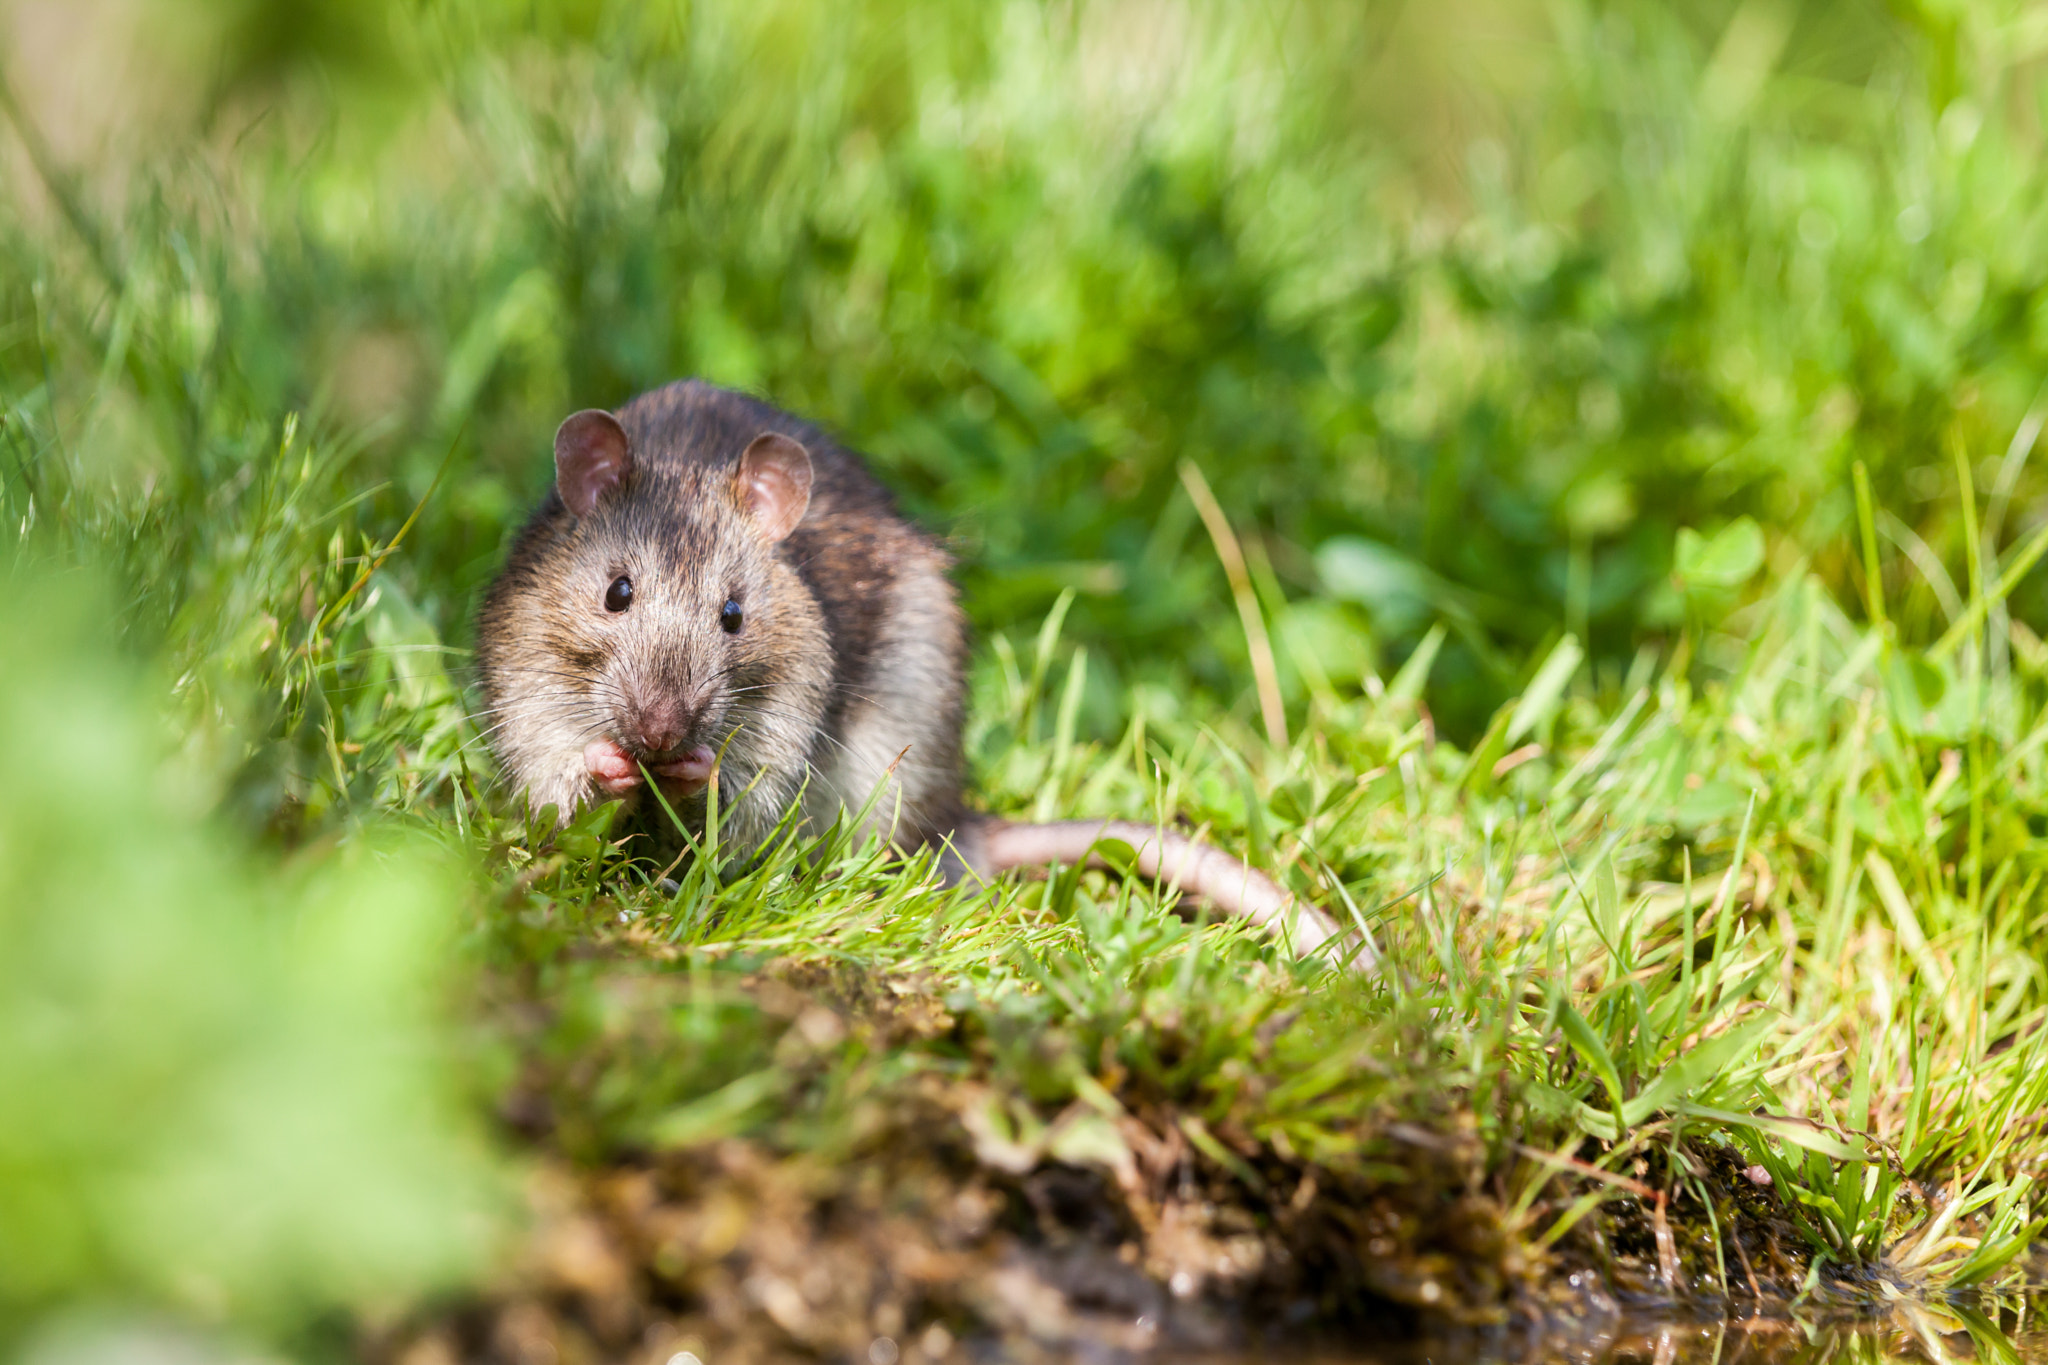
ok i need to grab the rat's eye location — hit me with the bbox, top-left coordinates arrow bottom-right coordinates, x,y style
720,598 -> 744,634
604,576 -> 633,613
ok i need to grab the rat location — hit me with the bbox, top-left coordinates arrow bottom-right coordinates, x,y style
475,380 -> 1345,961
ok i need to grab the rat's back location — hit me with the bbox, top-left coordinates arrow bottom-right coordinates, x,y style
613,381 -> 900,521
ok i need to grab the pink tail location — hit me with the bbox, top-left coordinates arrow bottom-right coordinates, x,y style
973,818 -> 1364,967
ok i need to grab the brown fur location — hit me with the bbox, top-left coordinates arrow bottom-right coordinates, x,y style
476,380 -> 1347,962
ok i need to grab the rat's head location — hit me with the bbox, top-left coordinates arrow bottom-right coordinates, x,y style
478,407 -> 832,835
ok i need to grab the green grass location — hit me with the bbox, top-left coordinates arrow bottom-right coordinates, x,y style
9,0 -> 2048,1358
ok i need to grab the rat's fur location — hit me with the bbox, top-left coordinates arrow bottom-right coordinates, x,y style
476,380 -> 1346,961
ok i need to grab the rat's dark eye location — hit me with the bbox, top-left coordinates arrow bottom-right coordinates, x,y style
604,576 -> 633,613
720,598 -> 743,634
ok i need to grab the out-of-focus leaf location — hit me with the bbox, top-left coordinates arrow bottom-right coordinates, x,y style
1675,519 -> 1766,592
0,568 -> 504,1328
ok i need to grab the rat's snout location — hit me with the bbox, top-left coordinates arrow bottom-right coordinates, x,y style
614,676 -> 720,796
622,697 -> 694,758
617,676 -> 708,760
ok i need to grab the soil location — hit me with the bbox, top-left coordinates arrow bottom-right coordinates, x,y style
362,950 -> 2023,1365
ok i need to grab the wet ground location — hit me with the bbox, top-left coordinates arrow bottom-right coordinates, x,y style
366,1135 -> 2048,1365
373,958 -> 2044,1365
1220,1301 -> 2048,1365
1157,1302 -> 2048,1365
387,1304 -> 2048,1365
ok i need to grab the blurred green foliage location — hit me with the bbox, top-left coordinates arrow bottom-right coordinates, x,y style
8,0 -> 2048,742
0,567 -> 503,1352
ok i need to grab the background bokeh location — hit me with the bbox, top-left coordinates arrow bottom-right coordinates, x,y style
7,0 -> 2048,1354
10,0 -> 2048,742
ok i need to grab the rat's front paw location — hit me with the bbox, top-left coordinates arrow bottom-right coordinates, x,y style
584,737 -> 643,795
649,744 -> 716,797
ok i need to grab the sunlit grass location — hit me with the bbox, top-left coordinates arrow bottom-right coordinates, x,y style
461,496 -> 2048,1314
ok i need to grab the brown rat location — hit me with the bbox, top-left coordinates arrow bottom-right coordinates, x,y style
475,380 -> 1345,961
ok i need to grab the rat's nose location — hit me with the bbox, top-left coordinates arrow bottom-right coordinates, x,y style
622,692 -> 696,759
635,718 -> 681,756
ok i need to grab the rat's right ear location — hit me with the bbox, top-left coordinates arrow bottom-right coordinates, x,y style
554,410 -> 633,518
738,432 -> 813,542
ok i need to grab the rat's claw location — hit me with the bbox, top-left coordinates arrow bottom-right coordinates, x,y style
584,737 -> 642,795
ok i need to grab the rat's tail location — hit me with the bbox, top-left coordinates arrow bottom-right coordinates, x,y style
957,817 -> 1366,968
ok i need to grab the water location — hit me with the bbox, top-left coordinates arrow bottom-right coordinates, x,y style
1220,1303 -> 2048,1365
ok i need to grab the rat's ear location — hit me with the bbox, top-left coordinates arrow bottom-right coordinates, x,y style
554,409 -> 632,518
737,432 -> 813,542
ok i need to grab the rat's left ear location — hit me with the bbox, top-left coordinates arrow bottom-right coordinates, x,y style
737,433 -> 813,542
555,409 -> 633,518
